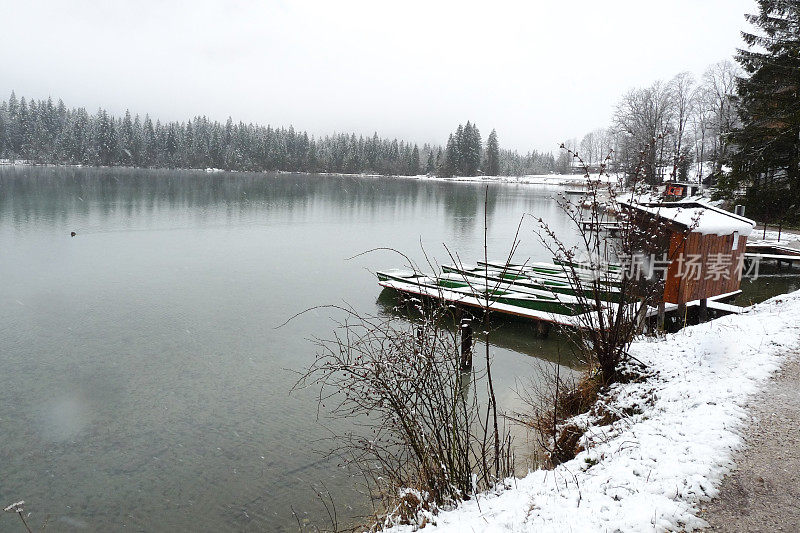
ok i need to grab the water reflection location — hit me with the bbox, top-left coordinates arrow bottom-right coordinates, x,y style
1,166 -> 587,531
2,166 -> 786,531
375,288 -> 584,369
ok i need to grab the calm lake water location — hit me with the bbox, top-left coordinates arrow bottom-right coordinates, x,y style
0,167 -> 590,532
1,167 -> 795,532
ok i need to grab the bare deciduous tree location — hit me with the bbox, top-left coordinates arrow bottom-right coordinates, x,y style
668,72 -> 696,181
700,60 -> 740,176
573,61 -> 740,188
612,80 -> 675,184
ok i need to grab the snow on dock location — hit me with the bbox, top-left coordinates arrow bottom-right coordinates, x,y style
378,278 -> 593,328
744,239 -> 800,266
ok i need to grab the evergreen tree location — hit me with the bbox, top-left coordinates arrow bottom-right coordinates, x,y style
440,134 -> 458,177
166,123 -> 179,165
70,108 -> 91,163
453,125 -> 465,174
409,144 -> 420,175
131,114 -> 143,166
6,91 -> 20,156
0,102 -> 7,156
462,121 -> 482,175
142,115 -> 156,167
425,151 -> 435,174
727,0 -> 800,223
485,129 -> 500,176
184,119 -> 195,168
120,110 -> 135,165
17,97 -> 31,159
96,109 -> 117,166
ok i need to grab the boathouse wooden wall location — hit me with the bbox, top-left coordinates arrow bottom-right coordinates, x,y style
663,231 -> 748,304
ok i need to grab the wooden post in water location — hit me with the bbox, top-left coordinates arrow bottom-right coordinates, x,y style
460,318 -> 473,371
699,298 -> 708,323
535,320 -> 551,338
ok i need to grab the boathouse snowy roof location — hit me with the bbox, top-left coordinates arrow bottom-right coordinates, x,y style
621,200 -> 756,237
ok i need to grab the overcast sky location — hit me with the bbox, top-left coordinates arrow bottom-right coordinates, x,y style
0,0 -> 755,152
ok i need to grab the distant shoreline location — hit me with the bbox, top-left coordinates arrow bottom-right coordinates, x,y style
0,160 -> 612,186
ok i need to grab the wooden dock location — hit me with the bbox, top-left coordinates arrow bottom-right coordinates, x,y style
654,290 -> 744,316
745,240 -> 800,266
744,240 -> 800,267
744,252 -> 800,266
377,277 -> 643,332
579,220 -> 621,232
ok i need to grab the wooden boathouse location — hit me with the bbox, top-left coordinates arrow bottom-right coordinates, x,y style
622,201 -> 756,321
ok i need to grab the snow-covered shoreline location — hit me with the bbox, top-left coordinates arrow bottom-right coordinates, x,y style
388,290 -> 800,532
0,161 -> 614,187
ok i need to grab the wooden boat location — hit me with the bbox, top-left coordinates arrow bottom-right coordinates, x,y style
441,263 -> 622,303
376,269 -> 591,316
551,258 -> 624,274
477,260 -> 623,287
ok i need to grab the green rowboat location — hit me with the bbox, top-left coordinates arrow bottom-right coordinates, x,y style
376,269 -> 591,316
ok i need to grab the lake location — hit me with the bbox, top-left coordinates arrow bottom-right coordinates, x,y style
1,167 -> 794,532
0,167 -> 590,532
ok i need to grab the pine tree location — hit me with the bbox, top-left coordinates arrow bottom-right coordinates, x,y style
728,0 -> 800,223
409,144 -> 420,175
485,129 -> 500,176
142,115 -> 156,167
17,97 -> 31,159
165,123 -> 179,164
96,109 -> 117,166
53,99 -> 68,161
70,108 -> 91,163
463,121 -> 482,176
425,151 -> 435,174
184,119 -> 195,168
0,102 -> 7,156
6,92 -> 20,156
132,114 -> 143,166
440,134 -> 458,177
454,125 -> 465,175
120,110 -> 135,165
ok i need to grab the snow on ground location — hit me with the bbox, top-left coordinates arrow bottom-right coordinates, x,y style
416,173 -> 619,186
387,290 -> 800,532
307,171 -> 619,186
749,229 -> 800,245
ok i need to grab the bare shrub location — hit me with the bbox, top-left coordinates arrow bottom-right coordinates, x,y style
292,295 -> 514,528
509,143 -> 699,466
290,189 -> 525,528
533,143 -> 692,385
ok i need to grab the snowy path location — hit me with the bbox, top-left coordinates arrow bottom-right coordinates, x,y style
698,353 -> 800,532
386,291 -> 800,532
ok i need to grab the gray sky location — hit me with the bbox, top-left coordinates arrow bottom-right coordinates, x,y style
0,0 -> 755,152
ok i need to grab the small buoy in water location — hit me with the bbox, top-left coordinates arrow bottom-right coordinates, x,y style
70,231 -> 77,237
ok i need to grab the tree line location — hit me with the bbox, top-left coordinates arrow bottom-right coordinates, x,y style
567,0 -> 799,223
0,94 -> 432,176
566,60 -> 739,186
0,95 -> 563,177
